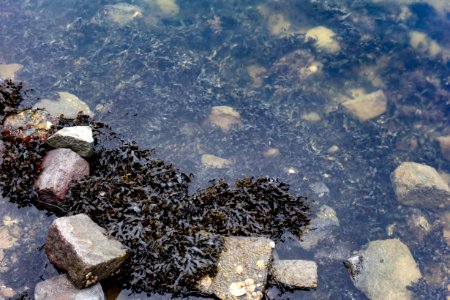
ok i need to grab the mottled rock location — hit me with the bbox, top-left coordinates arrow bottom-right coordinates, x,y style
198,236 -> 275,300
33,91 -> 94,118
35,274 -> 105,300
0,63 -> 23,80
342,90 -> 387,122
34,149 -> 89,204
206,106 -> 242,132
2,109 -> 54,140
345,239 -> 421,300
299,205 -> 339,250
271,260 -> 318,289
305,26 -> 340,53
437,135 -> 450,161
47,126 -> 94,157
391,162 -> 450,210
201,154 -> 231,168
45,214 -> 129,288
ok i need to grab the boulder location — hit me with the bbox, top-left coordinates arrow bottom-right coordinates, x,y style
46,126 -> 94,157
391,162 -> 450,210
341,90 -> 387,122
271,259 -> 318,289
2,109 -> 54,140
344,239 -> 421,300
198,236 -> 275,300
34,148 -> 89,204
45,214 -> 129,288
33,91 -> 94,118
35,274 -> 105,300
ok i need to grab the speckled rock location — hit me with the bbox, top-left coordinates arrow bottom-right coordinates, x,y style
33,91 -> 94,118
299,205 -> 340,250
341,90 -> 387,122
391,162 -> 450,211
45,214 -> 129,288
271,260 -> 318,289
34,148 -> 89,204
198,236 -> 275,300
47,126 -> 94,157
2,109 -> 54,140
344,239 -> 421,300
35,274 -> 105,300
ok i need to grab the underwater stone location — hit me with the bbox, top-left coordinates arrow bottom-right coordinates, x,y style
391,162 -> 450,211
305,26 -> 340,53
46,126 -> 94,157
198,236 -> 275,300
206,106 -> 242,132
0,63 -> 23,80
35,274 -> 105,300
45,214 -> 129,288
33,91 -> 94,119
201,154 -> 231,168
2,109 -> 54,140
341,90 -> 387,122
34,148 -> 89,204
344,239 -> 421,300
270,259 -> 318,289
299,205 -> 339,250
436,135 -> 450,161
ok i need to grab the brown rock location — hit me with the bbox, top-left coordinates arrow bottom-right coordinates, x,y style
2,109 -> 55,140
206,106 -> 242,132
342,90 -> 387,122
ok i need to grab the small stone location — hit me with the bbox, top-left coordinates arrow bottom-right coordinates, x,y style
271,260 -> 318,289
0,63 -> 23,80
263,148 -> 280,158
102,3 -> 143,26
34,148 -> 89,204
207,106 -> 242,132
0,227 -> 17,249
341,90 -> 387,122
301,112 -> 321,122
45,214 -> 129,288
33,91 -> 94,118
2,109 -> 55,140
201,154 -> 231,168
305,26 -> 340,53
35,274 -> 105,300
391,162 -> 450,211
327,145 -> 339,153
437,135 -> 450,161
46,126 -> 94,157
284,167 -> 299,174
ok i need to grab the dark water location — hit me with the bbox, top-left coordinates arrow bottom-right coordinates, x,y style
0,0 -> 449,299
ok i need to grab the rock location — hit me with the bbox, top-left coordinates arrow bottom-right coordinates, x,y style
341,90 -> 387,122
271,259 -> 318,289
391,162 -> 450,210
154,0 -> 179,15
263,148 -> 280,158
35,274 -> 105,300
2,109 -> 54,140
198,236 -> 275,300
45,214 -> 129,288
33,91 -> 94,118
437,135 -> 450,161
299,205 -> 339,250
206,106 -> 242,132
201,154 -> 231,168
344,239 -> 421,300
34,148 -> 90,204
46,126 -> 94,157
0,285 -> 15,299
0,226 -> 17,249
101,3 -> 142,26
409,31 -> 442,58
305,26 -> 341,53
247,65 -> 266,88
0,63 -> 23,80
302,112 -> 321,122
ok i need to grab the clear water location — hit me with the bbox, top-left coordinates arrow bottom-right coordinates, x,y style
0,0 -> 449,299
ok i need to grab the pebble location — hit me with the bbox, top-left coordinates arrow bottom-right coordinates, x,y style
263,148 -> 280,158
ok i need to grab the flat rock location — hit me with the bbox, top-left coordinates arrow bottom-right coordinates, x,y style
0,63 -> 23,80
201,154 -> 231,168
198,236 -> 275,300
47,126 -> 94,157
33,91 -> 94,118
206,106 -> 242,132
344,239 -> 421,300
45,214 -> 129,288
35,274 -> 105,300
34,148 -> 89,204
437,135 -> 450,161
299,205 -> 339,250
271,259 -> 318,289
2,109 -> 54,140
391,162 -> 450,210
341,90 -> 387,122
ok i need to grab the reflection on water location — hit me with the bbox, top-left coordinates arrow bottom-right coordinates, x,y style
0,0 -> 449,299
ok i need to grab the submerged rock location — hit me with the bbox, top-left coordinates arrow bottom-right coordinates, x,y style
35,274 -> 105,300
341,90 -> 387,122
271,259 -> 318,289
0,64 -> 23,80
101,3 -> 143,26
344,239 -> 421,300
436,135 -> 450,161
2,109 -> 54,140
45,214 -> 129,288
391,162 -> 450,211
46,126 -> 94,157
305,26 -> 341,53
201,153 -> 231,168
34,148 -> 89,204
299,205 -> 339,250
33,92 -> 94,118
206,106 -> 242,132
198,236 -> 275,300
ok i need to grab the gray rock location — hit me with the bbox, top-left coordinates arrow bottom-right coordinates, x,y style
35,274 -> 105,300
299,205 -> 340,250
344,239 -> 421,300
391,162 -> 450,211
45,214 -> 129,288
2,109 -> 54,140
33,91 -> 94,118
47,126 -> 94,157
34,148 -> 89,204
198,236 -> 275,300
271,259 -> 318,289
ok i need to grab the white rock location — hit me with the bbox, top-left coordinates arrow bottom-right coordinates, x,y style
0,64 -> 23,80
305,26 -> 341,53
271,260 -> 318,288
47,126 -> 94,157
201,154 -> 231,168
341,90 -> 387,122
34,92 -> 94,118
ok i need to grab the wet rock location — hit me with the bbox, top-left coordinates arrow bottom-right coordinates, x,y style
391,162 -> 450,210
0,226 -> 17,249
35,274 -> 105,300
33,91 -> 94,118
341,90 -> 387,122
206,106 -> 242,132
436,135 -> 450,161
263,147 -> 280,158
201,154 -> 231,168
143,0 -> 180,16
247,65 -> 266,88
305,26 -> 341,53
271,259 -> 318,289
34,148 -> 90,204
0,285 -> 15,299
310,182 -> 330,198
0,63 -> 23,80
302,112 -> 321,122
45,214 -> 129,288
101,3 -> 142,26
299,205 -> 339,250
46,126 -> 94,157
2,109 -> 54,140
345,239 -> 421,300
198,236 -> 275,300
409,31 -> 442,59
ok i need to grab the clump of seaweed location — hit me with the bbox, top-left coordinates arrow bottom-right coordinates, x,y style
0,80 -> 310,295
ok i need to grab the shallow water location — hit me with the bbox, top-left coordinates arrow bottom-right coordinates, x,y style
0,0 -> 449,299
